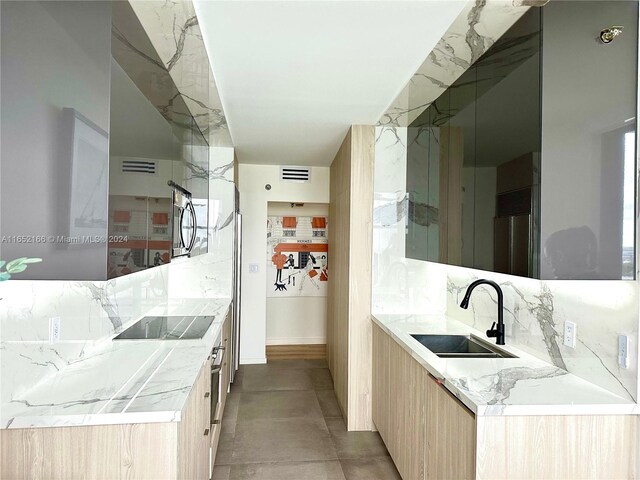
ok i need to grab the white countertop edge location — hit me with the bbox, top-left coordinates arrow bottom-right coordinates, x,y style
5,410 -> 183,430
371,314 -> 640,417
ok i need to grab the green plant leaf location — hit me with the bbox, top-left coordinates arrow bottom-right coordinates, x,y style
5,257 -> 27,271
0,261 -> 5,269
6,264 -> 27,274
22,258 -> 43,264
0,272 -> 11,281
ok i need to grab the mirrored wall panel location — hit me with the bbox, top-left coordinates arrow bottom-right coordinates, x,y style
108,1 -> 209,279
0,1 -> 112,280
406,1 -> 637,280
0,1 -> 209,280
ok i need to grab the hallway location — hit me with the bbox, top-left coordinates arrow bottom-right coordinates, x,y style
212,360 -> 401,480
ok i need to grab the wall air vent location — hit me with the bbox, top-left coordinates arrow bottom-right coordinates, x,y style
280,166 -> 311,183
122,159 -> 157,174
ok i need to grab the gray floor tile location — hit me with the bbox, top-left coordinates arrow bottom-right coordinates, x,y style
228,460 -> 346,480
224,392 -> 241,423
230,418 -> 338,464
212,465 -> 231,480
215,432 -> 235,466
339,457 -> 402,480
237,390 -> 323,422
221,392 -> 241,435
315,390 -> 343,418
303,358 -> 330,369
221,419 -> 236,436
234,366 -> 314,392
325,418 -> 390,459
309,368 -> 334,390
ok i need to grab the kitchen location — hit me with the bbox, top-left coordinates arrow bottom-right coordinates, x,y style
1,0 -> 639,479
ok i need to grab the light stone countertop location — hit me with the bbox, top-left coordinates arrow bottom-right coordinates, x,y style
372,313 -> 640,416
2,297 -> 231,429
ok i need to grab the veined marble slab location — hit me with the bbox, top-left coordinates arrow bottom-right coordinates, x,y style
373,313 -> 640,416
380,0 -> 531,128
2,298 -> 230,429
129,0 -> 232,147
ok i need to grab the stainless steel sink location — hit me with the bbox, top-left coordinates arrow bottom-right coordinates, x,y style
410,334 -> 516,358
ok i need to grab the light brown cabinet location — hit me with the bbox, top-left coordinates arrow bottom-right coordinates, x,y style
372,321 -> 429,479
425,375 -> 476,480
372,322 -> 475,480
372,322 -> 640,480
177,357 -> 212,480
0,310 -> 238,480
1,358 -> 213,480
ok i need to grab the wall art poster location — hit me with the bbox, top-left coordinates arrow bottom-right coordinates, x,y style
267,215 -> 328,297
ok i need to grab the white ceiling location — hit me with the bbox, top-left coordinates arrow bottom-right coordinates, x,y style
194,1 -> 466,166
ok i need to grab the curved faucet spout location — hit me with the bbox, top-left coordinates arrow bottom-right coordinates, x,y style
459,279 -> 505,345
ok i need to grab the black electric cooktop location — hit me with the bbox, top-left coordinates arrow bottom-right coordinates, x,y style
113,315 -> 214,340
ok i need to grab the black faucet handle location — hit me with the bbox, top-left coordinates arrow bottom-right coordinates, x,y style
486,322 -> 498,338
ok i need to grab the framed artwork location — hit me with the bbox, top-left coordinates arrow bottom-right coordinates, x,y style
267,215 -> 329,298
65,108 -> 109,240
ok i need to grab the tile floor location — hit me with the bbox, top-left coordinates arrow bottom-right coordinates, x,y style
212,359 -> 402,480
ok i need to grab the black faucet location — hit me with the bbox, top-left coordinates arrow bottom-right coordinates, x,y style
459,279 -> 505,345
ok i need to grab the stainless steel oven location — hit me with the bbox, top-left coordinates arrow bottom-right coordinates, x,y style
210,342 -> 225,425
169,181 -> 196,258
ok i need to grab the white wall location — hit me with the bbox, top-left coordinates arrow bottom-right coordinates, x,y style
266,202 -> 328,345
238,165 -> 330,363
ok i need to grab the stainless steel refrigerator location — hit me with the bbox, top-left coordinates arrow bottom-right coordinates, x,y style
231,187 -> 242,382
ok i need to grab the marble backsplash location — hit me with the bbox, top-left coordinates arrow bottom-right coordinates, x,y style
446,266 -> 638,401
373,122 -> 639,401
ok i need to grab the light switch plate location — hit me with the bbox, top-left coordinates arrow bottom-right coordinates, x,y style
49,317 -> 61,344
249,263 -> 259,274
619,335 -> 629,369
563,321 -> 576,349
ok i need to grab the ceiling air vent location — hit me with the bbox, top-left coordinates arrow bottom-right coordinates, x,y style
280,166 -> 311,183
122,159 -> 157,174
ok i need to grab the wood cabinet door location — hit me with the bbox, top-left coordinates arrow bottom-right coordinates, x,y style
178,360 -> 212,480
425,375 -> 476,480
372,323 -> 428,480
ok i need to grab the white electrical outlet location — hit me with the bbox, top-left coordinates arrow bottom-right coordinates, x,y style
563,321 -> 576,349
249,263 -> 259,273
49,317 -> 61,345
619,335 -> 629,369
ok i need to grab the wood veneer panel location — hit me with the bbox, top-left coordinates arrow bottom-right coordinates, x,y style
476,414 -> 639,479
328,128 -> 353,422
426,375 -> 476,480
1,422 -> 177,479
346,125 -> 375,431
266,344 -> 327,360
328,125 -> 375,431
372,323 -> 428,479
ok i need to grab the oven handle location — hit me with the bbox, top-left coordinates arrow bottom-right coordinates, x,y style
211,346 -> 226,371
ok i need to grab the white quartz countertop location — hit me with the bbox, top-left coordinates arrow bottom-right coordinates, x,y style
2,298 -> 231,429
372,313 -> 640,416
